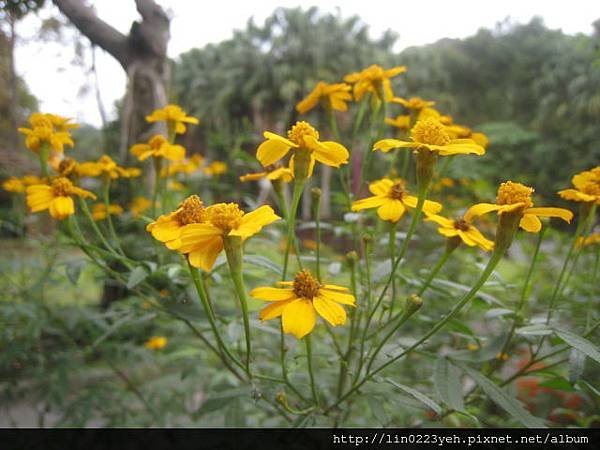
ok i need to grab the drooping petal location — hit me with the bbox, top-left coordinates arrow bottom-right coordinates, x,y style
319,288 -> 356,305
256,137 -> 292,166
377,199 -> 405,222
464,203 -> 502,222
187,237 -> 224,272
309,139 -> 349,167
402,195 -> 442,214
178,223 -> 223,253
437,226 -> 459,238
464,227 -> 494,251
313,295 -> 347,326
230,205 -> 280,238
321,284 -> 349,292
558,189 -> 595,202
351,195 -> 388,211
373,139 -> 415,153
525,207 -> 573,223
26,185 -> 53,212
368,178 -> 394,196
259,299 -> 296,320
457,230 -> 477,246
424,213 -> 454,228
519,214 -> 542,233
147,216 -> 181,242
433,139 -> 485,156
281,299 -> 317,339
49,196 -> 74,220
250,287 -> 296,302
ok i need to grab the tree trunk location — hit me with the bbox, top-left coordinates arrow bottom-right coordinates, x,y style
7,14 -> 19,149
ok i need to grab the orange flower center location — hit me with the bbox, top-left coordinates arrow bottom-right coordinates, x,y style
51,177 -> 74,196
98,155 -> 117,172
581,179 -> 600,196
58,158 -> 77,176
388,180 -> 406,200
411,118 -> 451,146
175,195 -> 206,225
293,269 -> 321,300
149,134 -> 168,150
496,181 -> 534,208
453,219 -> 470,231
287,121 -> 319,146
208,203 -> 244,232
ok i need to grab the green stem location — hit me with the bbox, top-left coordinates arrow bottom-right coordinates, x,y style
313,191 -> 322,281
78,197 -> 121,258
417,245 -> 454,297
387,222 -> 397,320
353,237 -> 373,384
39,144 -> 49,178
151,157 -> 163,217
278,322 -> 308,402
305,335 -> 319,407
102,177 -> 124,255
336,254 -> 359,398
282,180 -> 305,280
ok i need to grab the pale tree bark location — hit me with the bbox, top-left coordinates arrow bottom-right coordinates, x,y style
52,0 -> 170,158
7,14 -> 19,149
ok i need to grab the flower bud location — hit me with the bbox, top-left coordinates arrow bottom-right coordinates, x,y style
404,294 -> 423,317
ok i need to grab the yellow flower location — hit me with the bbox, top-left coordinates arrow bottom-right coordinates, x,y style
161,158 -> 202,177
130,196 -> 152,217
418,108 -> 489,149
3,177 -> 25,193
78,155 -> 139,179
296,81 -> 352,114
392,96 -> 435,111
425,212 -> 494,251
26,177 -> 96,220
145,104 -> 199,135
91,202 -> 124,220
147,195 -> 207,250
239,165 -> 293,183
144,336 -> 167,350
577,233 -> 600,247
250,269 -> 356,339
45,113 -> 79,132
385,114 -> 411,131
18,122 -> 74,154
177,203 -> 280,272
344,64 -> 407,102
202,161 -> 227,176
256,121 -> 349,178
351,178 -> 442,223
168,180 -> 186,191
130,134 -> 186,162
558,167 -> 600,204
465,181 -> 573,233
374,118 -> 485,156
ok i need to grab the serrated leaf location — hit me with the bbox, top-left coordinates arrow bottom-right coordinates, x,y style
385,378 -> 441,415
457,363 -> 545,428
434,358 -> 465,412
568,349 -> 586,384
127,266 -> 148,289
554,329 -> 600,364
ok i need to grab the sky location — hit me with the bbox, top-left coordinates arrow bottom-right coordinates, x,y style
13,0 -> 600,127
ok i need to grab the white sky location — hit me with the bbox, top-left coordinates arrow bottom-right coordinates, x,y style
14,0 -> 600,127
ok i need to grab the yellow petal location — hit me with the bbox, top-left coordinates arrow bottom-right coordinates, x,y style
322,284 -> 349,292
187,237 -> 224,272
305,137 -> 349,167
519,214 -> 542,233
319,288 -> 356,306
351,195 -> 387,211
288,153 -> 316,178
424,213 -> 454,228
263,131 -> 297,148
558,189 -> 595,202
437,227 -> 459,238
256,137 -> 292,167
49,196 -> 74,220
259,299 -> 296,320
464,227 -> 494,251
377,199 -> 405,222
368,178 -> 394,195
525,207 -> 573,223
178,223 -> 222,253
313,295 -> 346,326
282,299 -> 316,339
433,139 -> 485,156
148,217 -> 181,242
250,287 -> 296,301
230,205 -> 280,238
464,203 -> 501,222
373,139 -> 414,153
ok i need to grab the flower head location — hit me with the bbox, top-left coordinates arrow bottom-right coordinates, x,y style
296,81 -> 352,114
344,64 -> 406,102
202,161 -> 227,176
144,336 -> 167,350
18,112 -> 75,155
3,175 -> 44,193
130,196 -> 152,217
26,177 -> 96,220
146,104 -> 199,135
385,114 -> 411,131
176,203 -> 280,271
130,134 -> 186,162
392,96 -> 435,111
256,121 -> 349,178
78,155 -> 139,180
558,167 -> 600,205
240,165 -> 293,183
374,118 -> 485,156
147,195 -> 207,249
351,177 -> 442,223
577,233 -> 600,248
465,181 -> 573,233
425,212 -> 494,251
92,202 -> 124,221
250,269 -> 356,339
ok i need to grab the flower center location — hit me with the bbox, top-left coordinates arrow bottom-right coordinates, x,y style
98,155 -> 117,172
453,218 -> 470,231
58,158 -> 77,176
208,203 -> 244,232
388,180 -> 406,200
583,182 -> 600,196
51,177 -> 73,196
287,121 -> 319,146
496,181 -> 534,208
411,118 -> 451,146
175,195 -> 206,225
149,134 -> 167,149
293,269 -> 321,300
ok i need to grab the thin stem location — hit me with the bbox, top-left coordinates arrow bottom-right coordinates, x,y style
282,180 -> 305,280
78,197 -> 121,257
388,222 -> 397,320
305,335 -> 319,407
102,177 -> 124,255
314,193 -> 322,281
365,310 -> 413,375
353,237 -> 373,382
39,144 -> 49,178
278,322 -> 308,402
337,256 -> 359,398
417,246 -> 453,297
151,157 -> 162,217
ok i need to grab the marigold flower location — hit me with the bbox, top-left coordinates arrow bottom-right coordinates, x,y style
130,134 -> 186,162
145,104 -> 199,135
418,108 -> 489,149
465,181 -> 573,233
239,165 -> 293,183
26,177 -> 96,220
177,203 -> 280,272
577,233 -> 600,247
168,180 -> 186,191
351,178 -> 442,223
147,195 -> 207,250
558,167 -> 600,204
78,155 -> 139,179
296,81 -> 352,114
374,118 -> 485,156
2,175 -> 41,193
161,158 -> 202,177
45,113 -> 79,132
91,202 -> 124,221
344,64 -> 406,102
202,161 -> 227,176
385,114 -> 411,131
392,96 -> 435,111
256,121 -> 349,178
130,196 -> 152,217
250,269 -> 356,339
425,212 -> 494,251
18,121 -> 74,154
144,336 -> 167,350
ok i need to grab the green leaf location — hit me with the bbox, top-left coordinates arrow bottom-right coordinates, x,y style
516,324 -> 553,336
243,255 -> 281,274
224,398 -> 247,427
434,358 -> 465,412
539,376 -> 575,392
457,363 -> 545,428
385,378 -> 442,416
568,349 -> 586,384
554,329 -> 600,364
367,396 -> 389,426
127,266 -> 148,289
65,261 -> 84,285
196,387 -> 251,416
